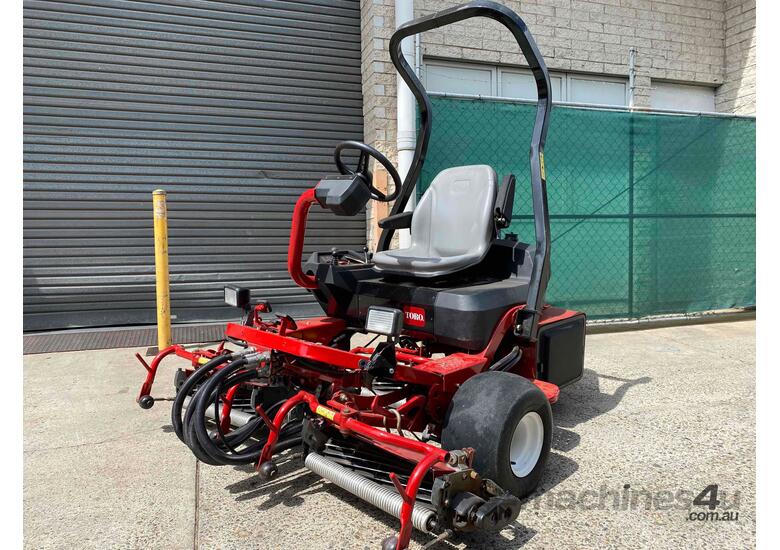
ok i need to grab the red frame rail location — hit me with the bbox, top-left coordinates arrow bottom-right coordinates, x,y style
259,390 -> 449,550
135,306 -> 571,406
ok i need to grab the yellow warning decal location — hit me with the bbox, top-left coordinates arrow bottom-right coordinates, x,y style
315,405 -> 336,421
197,356 -> 210,365
539,152 -> 546,181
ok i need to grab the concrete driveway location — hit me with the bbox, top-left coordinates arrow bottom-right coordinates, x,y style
23,320 -> 755,549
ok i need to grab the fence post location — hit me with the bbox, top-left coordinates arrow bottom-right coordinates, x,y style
152,189 -> 171,351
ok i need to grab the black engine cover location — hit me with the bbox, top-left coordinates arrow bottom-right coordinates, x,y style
304,240 -> 534,350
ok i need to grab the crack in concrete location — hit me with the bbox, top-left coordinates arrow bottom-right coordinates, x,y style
193,460 -> 201,550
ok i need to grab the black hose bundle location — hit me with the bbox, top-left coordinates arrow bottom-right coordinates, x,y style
172,351 -> 303,465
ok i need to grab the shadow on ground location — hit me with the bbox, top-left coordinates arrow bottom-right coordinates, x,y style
223,454 -> 538,549
552,368 -> 651,453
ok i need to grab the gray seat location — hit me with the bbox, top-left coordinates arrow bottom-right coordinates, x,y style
373,165 -> 497,278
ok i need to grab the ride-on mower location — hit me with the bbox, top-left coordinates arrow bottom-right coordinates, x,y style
135,2 -> 585,548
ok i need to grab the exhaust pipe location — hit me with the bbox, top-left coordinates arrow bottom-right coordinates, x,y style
305,452 -> 436,533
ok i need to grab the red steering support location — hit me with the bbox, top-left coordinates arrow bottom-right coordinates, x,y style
287,188 -> 319,289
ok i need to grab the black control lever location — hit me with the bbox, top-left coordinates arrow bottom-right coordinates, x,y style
494,174 -> 516,230
329,248 -> 350,264
328,248 -> 368,265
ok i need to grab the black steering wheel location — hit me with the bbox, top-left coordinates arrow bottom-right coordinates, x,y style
334,141 -> 402,202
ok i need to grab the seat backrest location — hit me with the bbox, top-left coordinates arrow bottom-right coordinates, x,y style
411,165 -> 497,259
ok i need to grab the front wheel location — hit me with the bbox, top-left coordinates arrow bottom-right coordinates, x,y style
441,371 -> 553,498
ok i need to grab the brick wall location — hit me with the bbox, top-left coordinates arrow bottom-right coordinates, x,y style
715,0 -> 756,114
360,0 -> 755,248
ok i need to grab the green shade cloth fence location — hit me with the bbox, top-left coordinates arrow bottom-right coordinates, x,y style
419,96 -> 756,319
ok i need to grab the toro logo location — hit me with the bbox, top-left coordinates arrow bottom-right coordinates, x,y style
403,305 -> 426,327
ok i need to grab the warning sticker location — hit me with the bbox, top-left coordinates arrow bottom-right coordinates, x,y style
315,405 -> 336,421
539,152 -> 546,181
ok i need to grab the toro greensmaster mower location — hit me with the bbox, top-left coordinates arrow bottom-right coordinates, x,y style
135,2 -> 585,548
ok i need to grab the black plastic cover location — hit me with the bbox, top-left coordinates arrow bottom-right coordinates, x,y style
315,175 -> 371,216
536,314 -> 586,387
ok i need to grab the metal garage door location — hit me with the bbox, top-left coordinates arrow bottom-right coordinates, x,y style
23,0 -> 365,331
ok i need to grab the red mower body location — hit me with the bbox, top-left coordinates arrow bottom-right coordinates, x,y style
135,3 -> 587,549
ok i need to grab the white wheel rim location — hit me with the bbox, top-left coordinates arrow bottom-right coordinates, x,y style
509,411 -> 544,478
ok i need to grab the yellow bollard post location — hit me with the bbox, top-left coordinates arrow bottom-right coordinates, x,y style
152,189 -> 171,351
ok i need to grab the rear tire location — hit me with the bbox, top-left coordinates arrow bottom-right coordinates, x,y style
441,371 -> 552,499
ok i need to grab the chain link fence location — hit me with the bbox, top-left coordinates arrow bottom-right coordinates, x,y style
419,96 -> 756,319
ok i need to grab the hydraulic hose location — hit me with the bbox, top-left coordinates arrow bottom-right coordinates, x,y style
182,362 -> 250,446
190,362 -> 296,465
184,358 -> 302,465
182,361 -> 252,465
171,351 -> 237,442
488,346 -> 522,372
170,349 -> 302,465
174,353 -> 253,464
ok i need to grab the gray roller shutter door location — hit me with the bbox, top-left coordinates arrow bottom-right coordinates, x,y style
23,0 -> 365,331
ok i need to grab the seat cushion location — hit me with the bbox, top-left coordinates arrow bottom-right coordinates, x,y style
374,165 -> 497,278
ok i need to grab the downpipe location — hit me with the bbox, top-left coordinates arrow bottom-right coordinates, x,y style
305,452 -> 437,533
396,0 -> 417,249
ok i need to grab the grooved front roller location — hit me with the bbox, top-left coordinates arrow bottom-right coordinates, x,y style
304,452 -> 436,533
